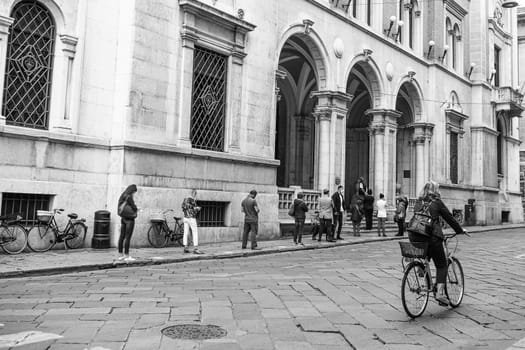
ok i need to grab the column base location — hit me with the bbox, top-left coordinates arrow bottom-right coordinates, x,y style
0,115 -> 6,126
52,125 -> 72,133
177,137 -> 192,148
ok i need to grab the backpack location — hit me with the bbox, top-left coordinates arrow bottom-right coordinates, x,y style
406,199 -> 433,236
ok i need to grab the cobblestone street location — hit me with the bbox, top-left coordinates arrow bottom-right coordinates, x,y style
0,228 -> 524,350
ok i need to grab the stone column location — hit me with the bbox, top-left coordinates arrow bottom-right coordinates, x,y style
312,91 -> 352,192
177,23 -> 199,148
313,109 -> 331,192
412,122 -> 434,192
0,15 -> 14,125
366,109 -> 401,203
51,34 -> 78,132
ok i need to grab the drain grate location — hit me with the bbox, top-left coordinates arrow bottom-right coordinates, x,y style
161,324 -> 227,340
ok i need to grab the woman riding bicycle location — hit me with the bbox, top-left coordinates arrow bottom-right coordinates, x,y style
409,181 -> 466,305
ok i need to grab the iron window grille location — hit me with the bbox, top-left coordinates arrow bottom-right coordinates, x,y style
450,132 -> 458,184
1,193 -> 52,225
190,46 -> 227,152
196,201 -> 227,227
2,0 -> 56,130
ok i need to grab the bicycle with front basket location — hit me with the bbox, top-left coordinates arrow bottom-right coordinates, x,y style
0,213 -> 28,255
147,209 -> 184,248
399,231 -> 468,318
27,209 -> 87,252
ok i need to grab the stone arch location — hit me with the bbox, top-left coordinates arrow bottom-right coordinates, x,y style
344,55 -> 384,109
449,90 -> 463,113
11,0 -> 65,32
393,77 -> 424,121
275,22 -> 330,89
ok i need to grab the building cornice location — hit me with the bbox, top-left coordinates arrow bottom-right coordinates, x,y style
488,18 -> 512,42
444,0 -> 468,20
470,126 -> 499,136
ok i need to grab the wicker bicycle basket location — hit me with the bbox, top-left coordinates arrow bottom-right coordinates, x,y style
36,210 -> 53,224
149,214 -> 166,223
398,241 -> 428,258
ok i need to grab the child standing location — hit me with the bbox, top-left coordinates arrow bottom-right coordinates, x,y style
376,193 -> 387,237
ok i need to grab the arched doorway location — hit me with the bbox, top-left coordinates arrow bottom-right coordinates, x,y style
345,62 -> 380,200
275,36 -> 319,189
395,82 -> 420,197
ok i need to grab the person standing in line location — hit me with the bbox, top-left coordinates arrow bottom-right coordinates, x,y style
363,189 -> 375,230
317,189 -> 335,242
292,193 -> 309,245
350,189 -> 365,237
395,189 -> 409,237
376,193 -> 387,237
182,189 -> 204,254
241,189 -> 261,250
331,186 -> 346,240
117,184 -> 138,262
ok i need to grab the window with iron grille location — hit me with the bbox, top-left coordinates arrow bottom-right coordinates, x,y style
450,132 -> 458,184
196,201 -> 227,227
2,1 -> 56,130
190,46 -> 227,152
1,193 -> 52,225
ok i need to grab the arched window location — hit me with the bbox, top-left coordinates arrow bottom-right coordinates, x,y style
408,0 -> 416,49
445,18 -> 452,67
497,118 -> 505,176
453,24 -> 461,71
398,0 -> 403,44
2,1 -> 56,129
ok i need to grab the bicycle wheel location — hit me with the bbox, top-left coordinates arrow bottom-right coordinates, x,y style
147,223 -> 168,248
65,223 -> 87,249
0,224 -> 27,255
445,257 -> 464,307
173,223 -> 184,246
27,224 -> 55,252
401,261 -> 431,318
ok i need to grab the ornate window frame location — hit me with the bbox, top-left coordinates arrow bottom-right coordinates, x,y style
0,1 -> 79,133
445,108 -> 468,184
177,0 -> 255,153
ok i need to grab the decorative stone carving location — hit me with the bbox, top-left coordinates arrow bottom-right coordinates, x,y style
333,38 -> 344,59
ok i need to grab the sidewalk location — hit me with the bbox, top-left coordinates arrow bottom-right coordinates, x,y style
0,224 -> 523,279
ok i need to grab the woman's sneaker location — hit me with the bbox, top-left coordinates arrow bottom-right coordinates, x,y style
124,256 -> 136,262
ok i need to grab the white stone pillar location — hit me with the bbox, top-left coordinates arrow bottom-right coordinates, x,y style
315,110 -> 331,192
413,136 -> 425,193
412,122 -> 434,191
372,125 -> 385,196
177,24 -> 198,148
51,34 -> 78,132
0,15 -> 14,125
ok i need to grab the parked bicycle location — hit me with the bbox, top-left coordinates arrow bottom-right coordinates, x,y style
399,231 -> 468,318
0,213 -> 27,255
27,209 -> 87,252
147,209 -> 184,248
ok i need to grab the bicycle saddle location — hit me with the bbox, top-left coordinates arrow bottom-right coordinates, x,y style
173,216 -> 182,221
68,213 -> 78,219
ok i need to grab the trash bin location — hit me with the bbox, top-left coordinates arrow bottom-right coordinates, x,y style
92,210 -> 111,249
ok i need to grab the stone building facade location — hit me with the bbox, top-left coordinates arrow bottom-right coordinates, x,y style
518,6 -> 525,212
0,0 -> 522,248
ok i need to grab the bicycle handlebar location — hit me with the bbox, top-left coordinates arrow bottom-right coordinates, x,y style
54,209 -> 64,214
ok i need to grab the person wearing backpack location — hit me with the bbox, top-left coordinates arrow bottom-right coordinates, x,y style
394,190 -> 409,236
292,193 -> 309,245
117,184 -> 138,262
408,181 -> 466,306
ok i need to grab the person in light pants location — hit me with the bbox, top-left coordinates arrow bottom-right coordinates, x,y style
181,189 -> 203,254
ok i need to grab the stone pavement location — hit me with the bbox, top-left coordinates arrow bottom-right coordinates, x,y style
0,223 -> 522,279
0,226 -> 524,350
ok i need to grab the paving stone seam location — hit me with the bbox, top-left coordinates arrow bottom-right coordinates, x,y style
0,226 -> 523,279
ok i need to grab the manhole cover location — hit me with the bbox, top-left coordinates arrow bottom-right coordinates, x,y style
161,324 -> 227,340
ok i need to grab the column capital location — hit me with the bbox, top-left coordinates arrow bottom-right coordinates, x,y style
369,125 -> 385,135
311,90 -> 352,118
59,34 -> 78,56
366,109 -> 401,128
411,122 -> 434,140
0,15 -> 14,36
312,108 -> 331,122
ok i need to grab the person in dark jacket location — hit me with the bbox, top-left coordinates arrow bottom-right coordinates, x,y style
363,189 -> 375,230
117,184 -> 138,262
331,186 -> 346,240
292,193 -> 309,245
350,189 -> 365,236
395,190 -> 409,236
408,181 -> 466,306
